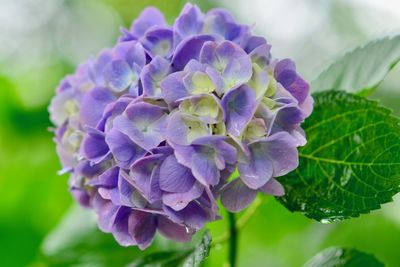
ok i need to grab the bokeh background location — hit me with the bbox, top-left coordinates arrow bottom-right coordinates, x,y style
0,0 -> 399,266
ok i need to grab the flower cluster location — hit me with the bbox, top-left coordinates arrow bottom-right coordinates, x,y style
49,4 -> 313,249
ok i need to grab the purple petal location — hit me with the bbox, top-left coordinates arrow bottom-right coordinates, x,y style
190,135 -> 227,145
172,35 -> 216,71
117,174 -> 147,208
249,67 -> 270,99
112,42 -> 146,71
239,131 -> 299,189
199,41 -> 217,67
128,210 -> 157,250
243,36 -> 269,54
222,85 -> 258,136
275,59 -> 309,103
191,149 -> 220,186
166,112 -> 210,146
140,26 -> 173,58
162,181 -> 203,211
238,148 -> 273,190
49,88 -> 80,126
183,59 -> 207,72
249,43 -> 271,68
276,105 -> 306,125
205,9 -> 250,44
124,101 -> 166,124
126,42 -> 147,69
81,128 -> 110,164
222,57 -> 253,91
113,102 -> 167,151
75,160 -> 107,179
105,128 -> 146,169
255,94 -> 300,136
173,3 -> 204,44
97,95 -> 133,132
70,188 -> 91,207
129,154 -> 164,203
200,40 -> 252,94
191,135 -> 237,166
88,166 -> 119,188
172,143 -> 195,168
205,66 -> 224,94
287,76 -> 309,104
89,49 -> 112,86
274,59 -> 296,80
255,102 -> 284,137
258,131 -> 299,177
259,178 -> 285,196
103,60 -> 135,92
157,216 -> 192,242
80,87 -> 115,128
92,194 -> 120,232
238,156 -> 273,189
221,178 -> 257,212
288,126 -> 307,147
129,7 -> 166,38
164,202 -> 207,230
150,145 -> 174,156
225,134 -> 250,161
112,207 -> 136,246
160,71 -> 189,105
214,140 -> 237,165
159,155 -> 196,193
141,56 -> 171,98
300,95 -> 314,118
119,28 -> 137,43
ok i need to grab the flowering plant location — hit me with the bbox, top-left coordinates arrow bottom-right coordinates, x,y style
50,3 -> 312,249
48,3 -> 400,266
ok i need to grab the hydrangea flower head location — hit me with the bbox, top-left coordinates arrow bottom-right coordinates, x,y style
49,4 -> 313,249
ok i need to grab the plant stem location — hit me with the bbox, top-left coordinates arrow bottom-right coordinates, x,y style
228,212 -> 238,267
213,196 -> 264,246
236,196 -> 263,229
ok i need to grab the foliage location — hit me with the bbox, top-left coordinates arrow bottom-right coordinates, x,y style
278,91 -> 400,222
311,35 -> 400,96
39,205 -> 211,267
129,231 -> 211,267
304,247 -> 384,267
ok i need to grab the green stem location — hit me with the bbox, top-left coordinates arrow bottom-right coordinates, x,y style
236,196 -> 263,229
213,196 -> 264,246
228,212 -> 238,267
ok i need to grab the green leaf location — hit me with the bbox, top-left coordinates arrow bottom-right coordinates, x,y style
128,251 -> 190,267
311,35 -> 400,95
278,91 -> 400,222
39,205 -> 211,267
40,205 -> 143,267
304,247 -> 384,267
179,230 -> 211,267
129,230 -> 211,267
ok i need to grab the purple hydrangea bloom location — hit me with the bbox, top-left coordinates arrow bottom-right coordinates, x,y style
49,4 -> 313,249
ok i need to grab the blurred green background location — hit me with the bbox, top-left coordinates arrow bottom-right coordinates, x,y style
0,0 -> 399,266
